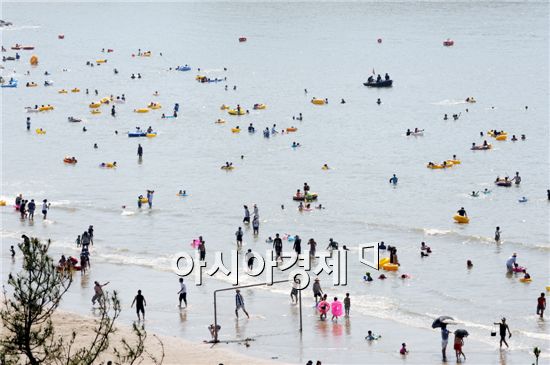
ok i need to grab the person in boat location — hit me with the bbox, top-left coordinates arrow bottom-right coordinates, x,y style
295,189 -> 302,199
376,74 -> 382,83
428,162 -> 435,167
147,126 -> 153,133
483,140 -> 488,147
368,75 -> 374,83
385,73 -> 390,81
457,207 -> 467,217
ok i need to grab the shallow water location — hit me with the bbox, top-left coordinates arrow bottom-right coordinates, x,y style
1,2 -> 549,364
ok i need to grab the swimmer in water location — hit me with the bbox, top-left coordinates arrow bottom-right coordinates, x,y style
376,98 -> 381,105
471,191 -> 479,197
389,174 -> 398,185
363,272 -> 373,282
467,260 -> 473,268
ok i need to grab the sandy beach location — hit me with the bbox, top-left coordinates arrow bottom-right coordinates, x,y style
44,311 -> 289,365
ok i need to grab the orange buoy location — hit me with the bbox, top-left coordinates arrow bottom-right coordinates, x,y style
29,55 -> 38,65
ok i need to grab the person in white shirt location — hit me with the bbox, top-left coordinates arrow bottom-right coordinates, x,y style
178,278 -> 187,308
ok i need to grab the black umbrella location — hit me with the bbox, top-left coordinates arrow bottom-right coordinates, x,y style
454,329 -> 469,338
432,316 -> 454,329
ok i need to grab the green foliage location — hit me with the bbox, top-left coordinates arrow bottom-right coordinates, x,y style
0,237 -> 163,365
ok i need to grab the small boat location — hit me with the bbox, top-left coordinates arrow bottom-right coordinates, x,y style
443,39 -> 454,47
1,81 -> 17,88
363,79 -> 393,88
495,180 -> 512,187
68,117 -> 82,123
176,66 -> 191,71
21,46 -> 35,50
128,131 -> 147,137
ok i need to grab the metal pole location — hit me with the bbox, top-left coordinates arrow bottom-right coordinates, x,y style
298,281 -> 303,332
213,291 -> 219,343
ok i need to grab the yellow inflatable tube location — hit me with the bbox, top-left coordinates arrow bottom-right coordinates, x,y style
89,102 -> 101,108
496,135 -> 507,141
519,278 -> 532,283
96,59 -> 107,64
0,200 -> 6,206
383,263 -> 399,271
91,109 -> 101,114
453,215 -> 469,224
58,89 -> 68,94
134,108 -> 150,113
231,128 -> 241,133
139,197 -> 148,203
220,104 -> 230,110
71,88 -> 80,93
379,258 -> 390,267
39,105 -> 54,111
228,109 -> 246,116
35,128 -> 46,134
311,98 -> 325,105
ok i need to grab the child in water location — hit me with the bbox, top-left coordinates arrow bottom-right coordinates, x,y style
400,343 -> 408,355
365,330 -> 380,341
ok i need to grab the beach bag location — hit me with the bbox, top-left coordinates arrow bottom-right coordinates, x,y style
490,324 -> 497,337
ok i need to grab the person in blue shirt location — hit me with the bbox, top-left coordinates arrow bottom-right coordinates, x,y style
389,174 -> 398,185
235,290 -> 249,318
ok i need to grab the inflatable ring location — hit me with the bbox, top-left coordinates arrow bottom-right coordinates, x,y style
215,119 -> 226,124
134,108 -> 150,113
379,257 -> 390,267
39,105 -> 54,111
35,129 -> 46,134
89,102 -> 101,108
71,88 -> 80,93
453,214 -> 469,224
63,158 -> 77,164
286,127 -> 298,132
221,166 -> 235,170
447,159 -> 461,165
495,135 -> 507,141
382,263 -> 399,271
58,89 -> 68,94
519,278 -> 532,283
96,59 -> 107,64
146,133 -> 157,138
148,103 -> 162,110
231,128 -> 241,133
220,104 -> 230,110
311,98 -> 325,105
317,301 -> 330,314
228,109 -> 246,116
253,104 -> 267,110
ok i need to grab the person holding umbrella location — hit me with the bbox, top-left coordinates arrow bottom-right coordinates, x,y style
454,329 -> 468,362
432,316 -> 454,361
493,318 -> 511,348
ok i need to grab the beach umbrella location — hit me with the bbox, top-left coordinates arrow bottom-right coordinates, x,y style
454,329 -> 469,338
432,316 -> 454,328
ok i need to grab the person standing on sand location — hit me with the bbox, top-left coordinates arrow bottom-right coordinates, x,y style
91,281 -> 109,305
537,293 -> 546,318
235,289 -> 249,318
131,290 -> 146,321
493,318 -> 511,348
441,325 -> 450,361
178,278 -> 187,308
